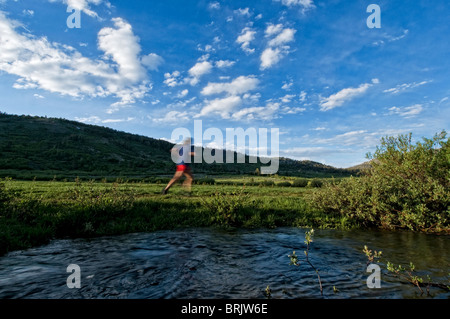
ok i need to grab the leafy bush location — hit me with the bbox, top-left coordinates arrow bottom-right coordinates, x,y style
292,178 -> 308,187
307,179 -> 323,188
276,181 -> 292,187
200,190 -> 250,227
309,131 -> 450,232
259,180 -> 274,187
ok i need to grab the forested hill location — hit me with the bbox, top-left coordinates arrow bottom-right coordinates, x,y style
0,113 -> 355,180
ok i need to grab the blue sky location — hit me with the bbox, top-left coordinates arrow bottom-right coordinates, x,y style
0,0 -> 448,168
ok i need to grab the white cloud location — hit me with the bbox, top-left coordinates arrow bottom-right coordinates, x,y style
177,89 -> 189,98
49,0 -> 111,19
280,94 -> 296,103
201,75 -> 259,96
198,44 -> 214,52
167,96 -> 196,108
141,53 -> 164,71
208,1 -> 220,10
318,130 -> 371,146
281,79 -> 293,91
383,80 -> 431,94
231,102 -> 279,121
268,28 -> 296,47
281,106 -> 306,114
163,71 -> 182,87
299,90 -> 307,102
260,47 -> 282,70
388,29 -> 409,42
260,25 -> 296,69
215,60 -> 235,68
236,27 -> 256,54
75,115 -> 134,124
231,101 -> 304,121
243,92 -> 261,101
152,110 -> 190,124
33,93 -> 45,99
234,8 -> 251,17
274,0 -> 315,10
197,95 -> 242,119
98,18 -> 147,82
22,9 -> 34,16
0,13 -> 157,111
320,80 -> 377,111
312,129 -> 413,148
282,147 -> 347,158
102,117 -> 134,123
265,23 -> 283,37
187,60 -> 213,85
75,116 -> 103,124
388,104 -> 423,118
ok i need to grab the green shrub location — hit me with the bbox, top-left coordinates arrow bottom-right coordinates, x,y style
307,179 -> 323,188
309,131 -> 450,232
292,178 -> 308,187
276,181 -> 292,187
260,180 -> 275,187
200,190 -> 250,227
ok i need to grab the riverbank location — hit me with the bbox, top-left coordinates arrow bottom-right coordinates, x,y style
0,179 -> 357,256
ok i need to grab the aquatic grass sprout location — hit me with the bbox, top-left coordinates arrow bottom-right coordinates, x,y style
288,228 -> 323,296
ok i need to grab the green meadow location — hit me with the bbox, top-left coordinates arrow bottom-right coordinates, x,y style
0,176 -> 354,256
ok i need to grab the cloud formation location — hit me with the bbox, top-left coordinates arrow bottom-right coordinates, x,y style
236,27 -> 256,54
388,104 -> 423,118
383,80 -> 431,95
0,13 -> 160,112
320,79 -> 378,111
49,0 -> 111,18
197,95 -> 243,119
260,24 -> 296,69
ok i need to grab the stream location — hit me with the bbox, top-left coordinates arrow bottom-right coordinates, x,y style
0,227 -> 448,299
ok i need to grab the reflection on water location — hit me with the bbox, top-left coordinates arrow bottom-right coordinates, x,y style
0,227 -> 448,299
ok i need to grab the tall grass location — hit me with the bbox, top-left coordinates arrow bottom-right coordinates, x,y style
0,178 -> 353,256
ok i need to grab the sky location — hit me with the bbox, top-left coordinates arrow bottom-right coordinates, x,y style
0,0 -> 449,168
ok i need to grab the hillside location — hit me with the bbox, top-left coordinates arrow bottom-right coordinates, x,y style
0,113 -> 355,180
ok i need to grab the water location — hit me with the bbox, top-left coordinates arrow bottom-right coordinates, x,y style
0,227 -> 448,299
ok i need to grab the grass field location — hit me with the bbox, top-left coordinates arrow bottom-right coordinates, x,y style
0,176 -> 355,256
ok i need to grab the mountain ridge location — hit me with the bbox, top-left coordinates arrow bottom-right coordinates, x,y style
0,112 -> 357,180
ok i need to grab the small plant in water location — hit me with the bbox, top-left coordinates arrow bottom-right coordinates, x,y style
363,246 -> 450,296
363,245 -> 382,265
288,229 -> 323,296
264,285 -> 272,299
386,261 -> 426,294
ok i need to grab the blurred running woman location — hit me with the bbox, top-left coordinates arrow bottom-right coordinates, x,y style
161,138 -> 195,195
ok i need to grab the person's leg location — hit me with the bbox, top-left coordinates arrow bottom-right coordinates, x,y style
182,168 -> 193,192
163,170 -> 183,193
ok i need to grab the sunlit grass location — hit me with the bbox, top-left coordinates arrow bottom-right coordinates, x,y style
0,178 -> 355,256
